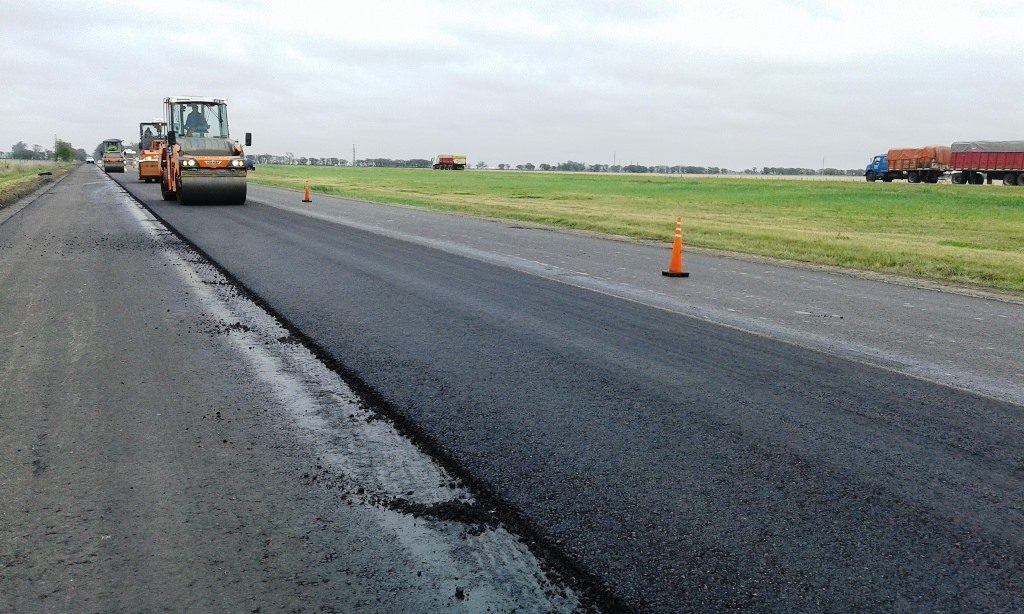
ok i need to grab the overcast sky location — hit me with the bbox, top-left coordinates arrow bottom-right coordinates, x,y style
2,0 -> 1021,169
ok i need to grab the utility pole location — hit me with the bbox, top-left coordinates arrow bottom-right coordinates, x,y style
613,151 -> 616,167
352,144 -> 356,167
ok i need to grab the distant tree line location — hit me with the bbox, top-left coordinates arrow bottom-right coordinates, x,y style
242,153 -> 864,176
479,161 -> 863,176
250,154 -> 434,168
252,154 -> 353,166
7,140 -> 87,162
756,167 -> 862,176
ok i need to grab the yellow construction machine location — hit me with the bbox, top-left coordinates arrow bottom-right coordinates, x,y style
101,139 -> 125,173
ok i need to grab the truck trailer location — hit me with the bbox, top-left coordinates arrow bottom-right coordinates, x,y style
865,146 -> 949,183
950,141 -> 1024,186
433,154 -> 467,170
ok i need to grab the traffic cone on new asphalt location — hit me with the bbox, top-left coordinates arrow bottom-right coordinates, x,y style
302,181 -> 312,203
662,217 -> 689,277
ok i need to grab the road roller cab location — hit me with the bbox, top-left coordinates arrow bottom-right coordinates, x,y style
160,96 -> 251,205
101,139 -> 125,173
137,120 -> 166,183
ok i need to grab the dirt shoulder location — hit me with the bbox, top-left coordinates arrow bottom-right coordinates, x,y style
0,162 -> 76,210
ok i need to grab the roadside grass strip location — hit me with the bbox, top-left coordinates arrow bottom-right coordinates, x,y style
0,161 -> 72,207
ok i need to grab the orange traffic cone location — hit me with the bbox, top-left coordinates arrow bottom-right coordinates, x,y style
662,216 -> 689,277
302,181 -> 312,203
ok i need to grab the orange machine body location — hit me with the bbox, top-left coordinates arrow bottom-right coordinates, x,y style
138,121 -> 167,183
158,96 -> 249,206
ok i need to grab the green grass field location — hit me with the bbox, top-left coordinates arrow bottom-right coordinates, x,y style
0,160 -> 69,206
249,166 -> 1024,293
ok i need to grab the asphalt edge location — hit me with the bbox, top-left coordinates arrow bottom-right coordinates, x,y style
112,176 -> 634,613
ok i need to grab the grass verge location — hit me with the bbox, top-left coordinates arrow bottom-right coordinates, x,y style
249,166 -> 1024,293
0,161 -> 74,208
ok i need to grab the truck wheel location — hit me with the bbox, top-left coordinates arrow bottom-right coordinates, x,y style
865,171 -> 876,182
1016,174 -> 1024,186
951,172 -> 965,184
907,171 -> 920,183
1003,173 -> 1017,186
968,172 -> 984,185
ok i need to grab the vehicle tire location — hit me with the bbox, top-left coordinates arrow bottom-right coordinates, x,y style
907,171 -> 920,183
1003,173 -> 1017,186
968,172 -> 984,185
176,177 -> 189,206
865,171 -> 876,182
160,179 -> 176,200
951,172 -> 965,184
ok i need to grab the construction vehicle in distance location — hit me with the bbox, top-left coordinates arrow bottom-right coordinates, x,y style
137,120 -> 166,183
101,139 -> 125,173
432,153 -> 467,170
160,96 -> 251,205
865,146 -> 950,183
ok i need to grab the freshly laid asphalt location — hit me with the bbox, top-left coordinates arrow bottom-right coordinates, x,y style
109,171 -> 1024,611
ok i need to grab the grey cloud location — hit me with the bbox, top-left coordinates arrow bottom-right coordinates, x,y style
2,1 -> 1021,169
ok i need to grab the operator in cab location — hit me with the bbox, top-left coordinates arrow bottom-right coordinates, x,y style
184,105 -> 210,136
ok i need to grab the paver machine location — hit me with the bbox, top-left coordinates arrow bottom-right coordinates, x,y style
101,138 -> 125,173
160,96 -> 251,205
137,120 -> 166,183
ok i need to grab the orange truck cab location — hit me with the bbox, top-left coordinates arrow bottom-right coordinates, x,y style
159,96 -> 251,206
137,120 -> 166,183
